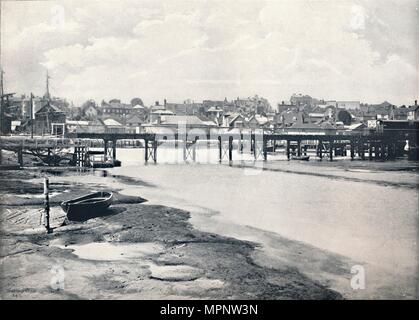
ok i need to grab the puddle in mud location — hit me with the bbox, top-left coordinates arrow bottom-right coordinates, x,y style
52,241 -> 164,261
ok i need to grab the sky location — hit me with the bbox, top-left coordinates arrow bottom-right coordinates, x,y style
1,0 -> 418,106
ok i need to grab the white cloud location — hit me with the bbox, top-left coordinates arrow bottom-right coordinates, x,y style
1,0 -> 417,105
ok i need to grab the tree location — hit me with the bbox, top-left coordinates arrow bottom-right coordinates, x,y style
337,109 -> 352,125
131,97 -> 144,107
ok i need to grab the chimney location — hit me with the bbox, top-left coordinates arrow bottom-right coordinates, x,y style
164,99 -> 167,106
155,101 -> 159,106
282,101 -> 284,105
415,100 -> 417,106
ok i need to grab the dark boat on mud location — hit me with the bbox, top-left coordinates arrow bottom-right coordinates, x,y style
61,192 -> 113,221
291,155 -> 310,161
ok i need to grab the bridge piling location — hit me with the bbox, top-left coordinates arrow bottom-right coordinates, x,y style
17,147 -> 23,167
193,139 -> 197,162
318,140 -> 322,160
112,140 -> 117,160
153,140 -> 157,163
144,139 -> 149,163
229,136 -> 233,163
263,138 -> 267,161
329,140 -> 333,161
218,137 -> 222,163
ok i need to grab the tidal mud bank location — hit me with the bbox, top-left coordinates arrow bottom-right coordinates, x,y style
0,168 -> 342,299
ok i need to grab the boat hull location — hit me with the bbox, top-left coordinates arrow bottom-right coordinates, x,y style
291,156 -> 310,161
61,192 -> 113,221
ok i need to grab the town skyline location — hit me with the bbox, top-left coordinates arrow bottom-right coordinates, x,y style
1,0 -> 418,106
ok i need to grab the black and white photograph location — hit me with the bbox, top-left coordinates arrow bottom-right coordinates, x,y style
0,0 -> 418,304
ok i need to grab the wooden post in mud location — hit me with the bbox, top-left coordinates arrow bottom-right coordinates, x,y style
43,177 -> 52,233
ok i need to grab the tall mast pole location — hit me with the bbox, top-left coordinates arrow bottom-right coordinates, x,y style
0,69 -> 4,97
30,93 -> 34,138
1,70 -> 4,134
46,70 -> 50,100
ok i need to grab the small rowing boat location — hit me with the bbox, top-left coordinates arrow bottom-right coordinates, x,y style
61,191 -> 113,221
290,155 -> 310,161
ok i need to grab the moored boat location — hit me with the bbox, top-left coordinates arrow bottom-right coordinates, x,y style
61,191 -> 113,221
290,155 -> 310,161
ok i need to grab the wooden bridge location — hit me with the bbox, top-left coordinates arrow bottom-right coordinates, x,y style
64,130 -> 409,163
1,125 -> 415,167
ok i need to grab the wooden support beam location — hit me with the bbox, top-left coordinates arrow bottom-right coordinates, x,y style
318,140 -> 322,160
368,143 -> 373,160
329,140 -> 333,161
43,177 -> 52,234
286,140 -> 290,160
359,141 -> 365,160
153,140 -> 157,163
104,140 -> 108,157
183,140 -> 187,161
297,140 -> 301,157
17,147 -> 23,166
218,136 -> 222,163
263,138 -> 267,161
144,139 -> 148,163
112,140 -> 117,160
228,136 -> 233,162
350,143 -> 355,160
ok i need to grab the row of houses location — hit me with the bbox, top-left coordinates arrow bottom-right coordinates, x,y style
4,90 -> 418,136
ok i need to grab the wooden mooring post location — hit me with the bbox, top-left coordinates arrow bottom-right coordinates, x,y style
43,177 -> 52,234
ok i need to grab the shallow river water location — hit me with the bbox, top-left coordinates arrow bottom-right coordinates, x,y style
93,147 -> 418,299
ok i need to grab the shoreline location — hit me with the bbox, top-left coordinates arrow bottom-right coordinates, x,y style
0,168 -> 344,300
